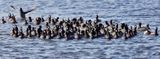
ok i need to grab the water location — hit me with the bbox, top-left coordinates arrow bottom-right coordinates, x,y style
0,0 -> 160,59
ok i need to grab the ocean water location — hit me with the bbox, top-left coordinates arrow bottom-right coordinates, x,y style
0,0 -> 160,59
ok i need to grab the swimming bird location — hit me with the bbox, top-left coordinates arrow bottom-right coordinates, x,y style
105,21 -> 109,26
155,27 -> 159,36
24,20 -> 28,25
109,20 -> 113,26
10,28 -> 18,37
100,28 -> 105,35
46,15 -> 51,23
104,30 -> 112,40
1,17 -> 6,24
11,25 -> 19,37
95,15 -> 101,23
31,27 -> 37,37
40,30 -> 46,39
74,31 -> 81,40
28,16 -> 32,23
45,22 -> 50,28
19,27 -> 25,39
78,17 -> 84,24
111,31 -> 118,39
88,30 -> 95,39
25,25 -> 32,37
45,27 -> 52,39
137,23 -> 150,32
123,32 -> 128,40
34,17 -> 41,25
8,14 -> 17,24
133,25 -> 137,35
144,27 -> 159,36
37,25 -> 43,37
64,31 -> 70,40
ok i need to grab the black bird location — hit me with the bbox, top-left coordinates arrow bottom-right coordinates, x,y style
28,16 -> 32,22
37,25 -> 42,37
1,17 -> 6,24
20,8 -> 35,20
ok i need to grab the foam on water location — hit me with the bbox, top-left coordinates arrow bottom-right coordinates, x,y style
0,0 -> 160,59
